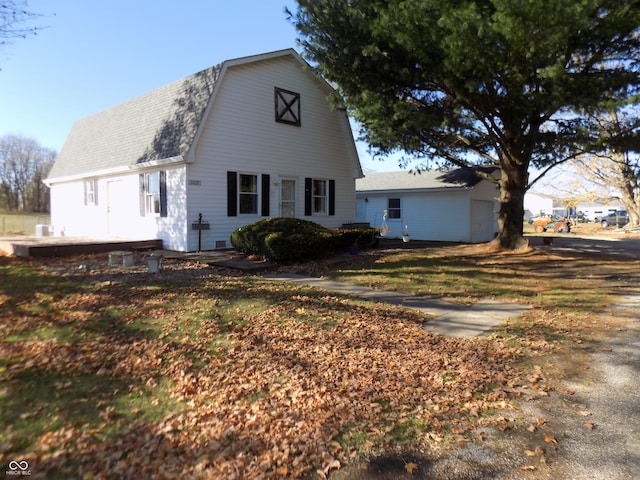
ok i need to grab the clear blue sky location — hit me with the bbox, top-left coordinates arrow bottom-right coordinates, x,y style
0,0 -> 402,172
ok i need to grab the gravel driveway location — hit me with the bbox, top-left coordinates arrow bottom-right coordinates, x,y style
520,293 -> 640,480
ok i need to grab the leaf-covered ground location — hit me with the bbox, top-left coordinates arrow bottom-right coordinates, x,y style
0,253 -> 540,479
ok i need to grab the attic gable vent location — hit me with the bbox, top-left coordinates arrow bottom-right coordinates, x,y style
275,87 -> 301,126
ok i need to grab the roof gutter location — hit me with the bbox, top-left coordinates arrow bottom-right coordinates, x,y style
356,186 -> 472,195
44,155 -> 186,186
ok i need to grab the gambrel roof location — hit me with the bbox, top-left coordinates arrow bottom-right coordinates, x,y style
47,66 -> 220,181
356,167 -> 494,193
47,49 -> 351,183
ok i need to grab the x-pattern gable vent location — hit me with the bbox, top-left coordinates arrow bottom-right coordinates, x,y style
275,87 -> 301,126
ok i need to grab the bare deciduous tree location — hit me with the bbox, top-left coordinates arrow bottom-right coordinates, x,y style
573,151 -> 640,226
574,108 -> 640,226
0,0 -> 42,47
0,134 -> 55,212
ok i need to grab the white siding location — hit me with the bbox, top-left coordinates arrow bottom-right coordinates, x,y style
470,180 -> 499,242
186,55 -> 359,250
50,180 -> 107,238
49,165 -> 187,250
470,200 -> 496,242
358,191 -> 470,242
156,166 -> 188,251
48,52 -> 361,252
357,181 -> 498,243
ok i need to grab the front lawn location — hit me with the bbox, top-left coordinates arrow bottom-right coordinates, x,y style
1,246 -> 637,478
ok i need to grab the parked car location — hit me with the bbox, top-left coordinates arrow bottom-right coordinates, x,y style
600,210 -> 629,228
576,211 -> 591,223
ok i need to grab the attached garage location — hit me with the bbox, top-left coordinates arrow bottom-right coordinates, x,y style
355,168 -> 499,243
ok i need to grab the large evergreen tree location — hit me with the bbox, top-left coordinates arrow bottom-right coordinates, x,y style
289,0 -> 640,248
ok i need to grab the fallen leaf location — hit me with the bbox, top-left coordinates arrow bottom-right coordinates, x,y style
524,446 -> 543,458
322,459 -> 341,477
544,435 -> 558,444
583,422 -> 595,430
405,462 -> 419,474
520,465 -> 536,471
527,425 -> 537,433
578,410 -> 592,417
536,418 -> 547,426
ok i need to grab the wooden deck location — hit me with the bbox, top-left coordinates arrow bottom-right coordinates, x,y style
0,236 -> 162,257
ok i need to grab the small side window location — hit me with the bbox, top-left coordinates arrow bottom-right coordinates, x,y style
84,179 -> 98,206
388,198 -> 401,219
146,172 -> 161,215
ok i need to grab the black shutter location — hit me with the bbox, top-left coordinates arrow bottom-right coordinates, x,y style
159,171 -> 167,217
261,174 -> 270,216
304,177 -> 312,216
329,179 -> 335,216
227,171 -> 237,216
139,174 -> 146,216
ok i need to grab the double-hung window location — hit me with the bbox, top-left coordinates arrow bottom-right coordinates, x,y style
239,174 -> 259,214
304,177 -> 335,217
312,179 -> 328,214
227,171 -> 270,217
139,171 -> 167,217
145,172 -> 161,215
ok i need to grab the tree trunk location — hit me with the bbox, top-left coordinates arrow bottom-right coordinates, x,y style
495,158 -> 528,249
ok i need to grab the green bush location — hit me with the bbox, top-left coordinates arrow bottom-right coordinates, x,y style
335,226 -> 378,249
231,218 -> 340,262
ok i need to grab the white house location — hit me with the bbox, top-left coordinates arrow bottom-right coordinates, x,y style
523,193 -> 554,221
45,49 -> 363,252
355,168 -> 499,243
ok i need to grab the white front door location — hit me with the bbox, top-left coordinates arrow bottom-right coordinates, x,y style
107,180 -> 129,237
280,179 -> 296,218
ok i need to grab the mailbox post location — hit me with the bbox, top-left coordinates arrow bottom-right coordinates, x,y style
191,213 -> 210,251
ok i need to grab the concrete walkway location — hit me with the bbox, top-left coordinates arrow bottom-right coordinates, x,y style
264,273 -> 531,338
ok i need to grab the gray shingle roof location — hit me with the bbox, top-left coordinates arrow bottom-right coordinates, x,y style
356,168 -> 486,192
47,64 -> 222,180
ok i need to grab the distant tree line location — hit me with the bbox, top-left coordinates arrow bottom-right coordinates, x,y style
0,134 -> 56,212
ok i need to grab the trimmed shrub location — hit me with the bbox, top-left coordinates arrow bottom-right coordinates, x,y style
231,218 -> 339,262
335,226 -> 378,249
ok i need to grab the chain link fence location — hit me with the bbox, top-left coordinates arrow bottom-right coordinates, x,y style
0,214 -> 51,235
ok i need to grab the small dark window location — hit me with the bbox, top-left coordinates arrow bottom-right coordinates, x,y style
275,87 -> 301,126
388,198 -> 401,219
